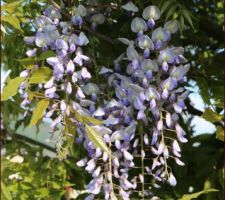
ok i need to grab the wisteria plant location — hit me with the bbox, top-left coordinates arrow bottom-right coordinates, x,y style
1,0 -> 224,200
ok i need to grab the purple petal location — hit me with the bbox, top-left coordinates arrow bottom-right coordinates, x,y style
77,158 -> 87,167
66,60 -> 75,74
66,82 -> 72,94
76,87 -> 85,100
144,134 -> 149,145
137,110 -> 146,121
81,67 -> 91,79
123,150 -> 133,161
60,100 -> 66,111
175,158 -> 185,166
166,112 -> 172,128
151,130 -> 158,145
168,172 -> 177,186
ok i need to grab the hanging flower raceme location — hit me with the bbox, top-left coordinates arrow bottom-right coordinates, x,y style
76,99 -> 138,200
2,2 -> 191,200
19,5 -> 107,160
107,3 -> 190,199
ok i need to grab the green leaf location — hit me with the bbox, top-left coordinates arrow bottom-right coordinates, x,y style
29,99 -> 49,126
18,51 -> 55,68
182,10 -> 194,29
85,125 -> 110,154
37,51 -> 56,61
29,67 -> 52,84
166,5 -> 177,20
74,111 -> 84,123
2,16 -> 23,33
179,15 -> 185,32
1,0 -> 22,14
1,24 -> 7,34
1,182 -> 12,200
35,187 -> 49,198
75,112 -> 103,125
82,115 -> 103,125
64,115 -> 76,135
161,0 -> 174,14
216,126 -> 224,141
18,57 -> 35,67
178,189 -> 219,200
27,91 -> 46,101
1,77 -> 25,101
202,108 -> 223,123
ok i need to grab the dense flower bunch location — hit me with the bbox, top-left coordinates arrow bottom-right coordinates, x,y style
106,5 -> 190,197
11,3 -> 190,200
76,100 -> 138,200
20,5 -> 103,156
75,6 -> 190,200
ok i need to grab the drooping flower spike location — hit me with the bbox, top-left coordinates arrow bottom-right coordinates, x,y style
18,2 -> 190,199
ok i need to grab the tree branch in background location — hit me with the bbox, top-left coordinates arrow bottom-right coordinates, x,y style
2,129 -> 57,152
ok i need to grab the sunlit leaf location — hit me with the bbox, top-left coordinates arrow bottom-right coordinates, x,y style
29,99 -> 49,126
29,67 -> 52,84
64,115 -> 76,135
1,77 -> 25,101
18,57 -> 36,67
178,189 -> 219,200
85,125 -> 110,154
82,115 -> 103,125
1,182 -> 12,200
202,108 -> 223,123
1,24 -> 7,34
75,111 -> 102,125
216,126 -> 224,141
37,51 -> 56,61
1,0 -> 22,14
27,91 -> 46,101
2,16 -> 23,33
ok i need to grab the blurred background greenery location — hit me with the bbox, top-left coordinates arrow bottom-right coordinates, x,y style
1,0 -> 224,199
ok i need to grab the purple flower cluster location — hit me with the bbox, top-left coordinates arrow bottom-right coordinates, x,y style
76,100 -> 137,200
107,5 -> 190,195
20,5 -> 101,153
18,4 -> 190,200
75,6 -> 190,199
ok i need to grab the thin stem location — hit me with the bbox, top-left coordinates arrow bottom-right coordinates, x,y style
108,140 -> 116,199
139,124 -> 145,200
160,112 -> 169,178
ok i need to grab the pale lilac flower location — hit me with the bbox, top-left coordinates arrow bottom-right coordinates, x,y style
66,60 -> 75,74
142,6 -> 160,28
168,172 -> 177,186
81,67 -> 91,79
164,20 -> 179,34
131,17 -> 147,35
26,48 -> 37,57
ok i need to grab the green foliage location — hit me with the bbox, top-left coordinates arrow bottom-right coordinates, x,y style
85,125 -> 111,154
1,77 -> 25,101
29,99 -> 49,126
64,115 -> 76,135
202,108 -> 223,123
1,0 -> 224,199
28,67 -> 52,84
75,111 -> 103,125
216,126 -> 224,141
178,189 -> 219,200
